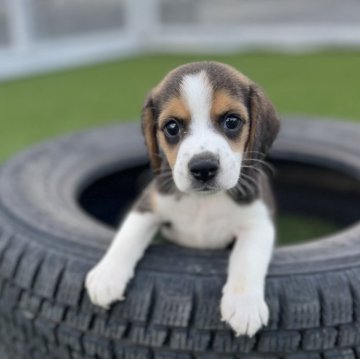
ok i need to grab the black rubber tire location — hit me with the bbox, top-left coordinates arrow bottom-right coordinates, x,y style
0,117 -> 359,359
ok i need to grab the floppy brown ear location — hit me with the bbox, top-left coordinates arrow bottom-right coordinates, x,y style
141,92 -> 161,172
247,84 -> 280,159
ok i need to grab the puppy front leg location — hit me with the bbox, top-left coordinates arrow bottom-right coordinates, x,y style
86,210 -> 159,308
221,217 -> 275,337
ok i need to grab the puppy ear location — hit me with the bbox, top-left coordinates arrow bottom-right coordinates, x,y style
247,84 -> 280,159
141,92 -> 161,172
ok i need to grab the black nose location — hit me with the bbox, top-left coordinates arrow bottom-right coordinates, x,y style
188,154 -> 219,182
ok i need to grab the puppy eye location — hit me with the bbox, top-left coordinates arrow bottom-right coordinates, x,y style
223,114 -> 242,132
163,119 -> 180,138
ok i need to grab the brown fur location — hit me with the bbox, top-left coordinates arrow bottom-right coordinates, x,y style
157,97 -> 190,169
246,85 -> 280,159
141,94 -> 161,172
158,97 -> 190,128
210,90 -> 249,122
210,89 -> 250,153
158,134 -> 179,169
229,126 -> 250,154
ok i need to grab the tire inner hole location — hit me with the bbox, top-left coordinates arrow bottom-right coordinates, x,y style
78,159 -> 360,246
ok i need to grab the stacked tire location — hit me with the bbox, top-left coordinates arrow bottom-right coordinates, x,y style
0,118 -> 359,359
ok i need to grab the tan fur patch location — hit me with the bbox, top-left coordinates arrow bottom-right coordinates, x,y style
211,90 -> 249,121
230,125 -> 250,153
211,90 -> 250,153
157,97 -> 191,169
158,97 -> 190,128
150,182 -> 158,210
158,134 -> 179,169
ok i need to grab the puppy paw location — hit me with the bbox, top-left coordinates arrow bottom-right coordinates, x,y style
220,287 -> 269,337
85,258 -> 132,309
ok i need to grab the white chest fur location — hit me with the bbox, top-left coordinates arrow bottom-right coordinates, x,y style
154,191 -> 269,249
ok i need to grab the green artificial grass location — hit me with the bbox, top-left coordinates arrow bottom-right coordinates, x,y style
276,214 -> 340,246
0,51 -> 358,245
0,51 -> 359,163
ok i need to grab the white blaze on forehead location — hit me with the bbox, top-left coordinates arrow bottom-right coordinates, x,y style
180,71 -> 213,126
173,70 -> 241,193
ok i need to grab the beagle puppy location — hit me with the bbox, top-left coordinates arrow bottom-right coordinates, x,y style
86,62 -> 280,336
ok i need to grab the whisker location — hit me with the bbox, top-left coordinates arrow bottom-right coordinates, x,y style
241,165 -> 270,177
245,150 -> 266,156
229,185 -> 246,198
240,174 -> 259,192
238,179 -> 256,195
243,158 -> 275,173
157,177 -> 175,192
153,170 -> 173,176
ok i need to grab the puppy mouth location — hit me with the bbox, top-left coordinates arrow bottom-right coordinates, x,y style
190,182 -> 221,194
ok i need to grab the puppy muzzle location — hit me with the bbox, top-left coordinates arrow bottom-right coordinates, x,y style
188,152 -> 220,187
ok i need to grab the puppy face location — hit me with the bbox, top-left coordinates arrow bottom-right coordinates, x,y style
142,62 -> 280,194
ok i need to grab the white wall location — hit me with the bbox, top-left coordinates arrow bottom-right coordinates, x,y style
1,0 -> 360,81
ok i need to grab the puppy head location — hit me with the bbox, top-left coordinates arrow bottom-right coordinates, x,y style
142,62 -> 280,194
